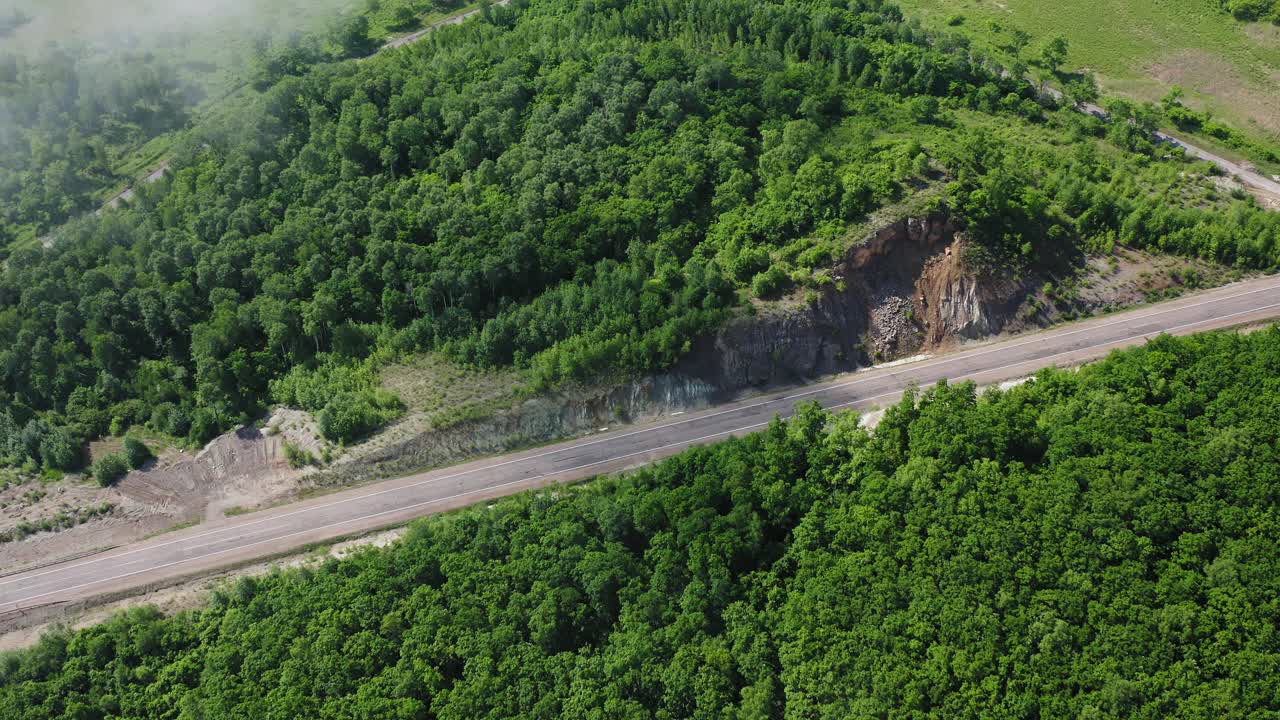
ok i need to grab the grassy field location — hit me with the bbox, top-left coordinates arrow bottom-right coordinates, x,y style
898,0 -> 1280,148
379,354 -> 528,430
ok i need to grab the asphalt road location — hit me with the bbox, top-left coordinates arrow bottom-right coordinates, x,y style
5,274 -> 1280,614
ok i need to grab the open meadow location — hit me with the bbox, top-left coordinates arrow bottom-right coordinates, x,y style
898,0 -> 1280,151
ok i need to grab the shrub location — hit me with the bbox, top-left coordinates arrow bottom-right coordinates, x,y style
283,441 -> 318,468
188,407 -> 225,446
1223,0 -> 1275,20
392,4 -> 417,28
906,96 -> 939,124
156,403 -> 193,438
92,453 -> 129,487
123,437 -> 153,470
751,266 -> 789,299
730,245 -> 771,282
271,359 -> 383,413
39,427 -> 82,471
911,152 -> 930,177
319,390 -> 403,444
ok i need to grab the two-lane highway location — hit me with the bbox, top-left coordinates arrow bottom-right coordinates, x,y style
6,274 -> 1280,614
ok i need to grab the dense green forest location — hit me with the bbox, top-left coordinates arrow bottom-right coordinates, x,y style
4,328 -> 1280,717
4,0 -> 1280,473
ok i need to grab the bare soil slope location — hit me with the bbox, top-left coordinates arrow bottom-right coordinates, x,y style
118,409 -> 325,523
0,409 -> 325,574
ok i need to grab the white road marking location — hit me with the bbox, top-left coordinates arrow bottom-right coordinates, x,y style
825,300 -> 1280,413
6,278 -> 1278,589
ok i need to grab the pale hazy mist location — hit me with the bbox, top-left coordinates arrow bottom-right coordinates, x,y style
1,0 -> 353,53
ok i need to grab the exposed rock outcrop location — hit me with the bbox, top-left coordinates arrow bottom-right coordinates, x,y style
917,237 -> 1029,346
674,213 -> 1029,389
319,374 -> 721,486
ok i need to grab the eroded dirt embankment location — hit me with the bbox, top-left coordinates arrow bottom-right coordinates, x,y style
0,409 -> 324,574
117,409 -> 325,524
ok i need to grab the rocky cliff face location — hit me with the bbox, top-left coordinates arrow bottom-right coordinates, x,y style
319,374 -> 720,486
916,235 -> 1029,348
674,212 -> 1029,390
318,211 -> 1032,486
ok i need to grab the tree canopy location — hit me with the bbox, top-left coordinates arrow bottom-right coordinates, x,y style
1221,0 -> 1280,23
0,45 -> 194,239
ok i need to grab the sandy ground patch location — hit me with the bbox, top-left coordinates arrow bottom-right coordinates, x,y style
0,477 -> 164,572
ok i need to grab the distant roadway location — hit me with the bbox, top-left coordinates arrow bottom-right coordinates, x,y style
1163,132 -> 1280,200
381,0 -> 512,50
5,274 -> 1280,615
